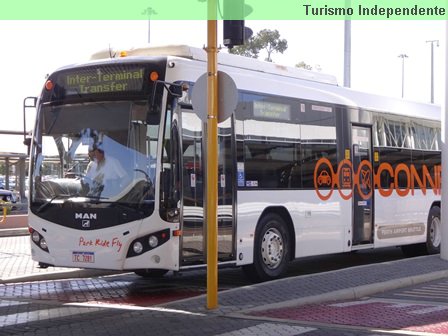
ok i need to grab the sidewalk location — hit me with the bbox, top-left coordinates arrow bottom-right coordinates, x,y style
0,214 -> 120,283
0,234 -> 118,284
0,213 -> 28,236
165,254 -> 448,315
2,224 -> 448,335
1,225 -> 448,306
160,255 -> 448,335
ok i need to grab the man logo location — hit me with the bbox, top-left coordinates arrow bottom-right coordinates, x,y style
75,213 -> 96,229
75,213 -> 97,220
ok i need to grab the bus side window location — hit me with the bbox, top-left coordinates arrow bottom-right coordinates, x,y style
301,144 -> 337,188
243,142 -> 296,189
287,161 -> 301,188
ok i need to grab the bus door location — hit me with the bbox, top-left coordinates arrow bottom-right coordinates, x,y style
217,118 -> 235,261
351,125 -> 374,245
180,108 -> 205,264
180,108 -> 235,265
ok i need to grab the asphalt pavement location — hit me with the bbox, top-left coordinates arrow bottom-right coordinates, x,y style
2,216 -> 448,335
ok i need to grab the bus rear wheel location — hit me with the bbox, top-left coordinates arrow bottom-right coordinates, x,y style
426,205 -> 441,254
243,213 -> 290,282
401,205 -> 441,257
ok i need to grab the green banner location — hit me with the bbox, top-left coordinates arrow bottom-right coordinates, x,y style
1,0 -> 446,20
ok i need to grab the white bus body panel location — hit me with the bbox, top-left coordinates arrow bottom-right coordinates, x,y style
29,212 -> 180,271
373,190 -> 436,248
235,190 -> 352,266
158,53 -> 439,265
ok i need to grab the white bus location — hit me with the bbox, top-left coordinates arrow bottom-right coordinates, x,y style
26,45 -> 441,281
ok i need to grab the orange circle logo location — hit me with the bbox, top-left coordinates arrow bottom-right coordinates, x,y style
314,158 -> 335,201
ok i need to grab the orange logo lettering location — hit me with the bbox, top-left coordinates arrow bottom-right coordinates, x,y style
313,158 -> 441,201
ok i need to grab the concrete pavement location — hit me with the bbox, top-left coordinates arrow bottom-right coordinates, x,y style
165,254 -> 448,314
0,213 -> 28,231
0,232 -> 119,284
1,214 -> 120,283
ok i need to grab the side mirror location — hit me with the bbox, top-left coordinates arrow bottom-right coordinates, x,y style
168,84 -> 183,98
24,97 -> 37,108
23,96 -> 37,155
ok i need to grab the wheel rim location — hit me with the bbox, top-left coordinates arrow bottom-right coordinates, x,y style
261,227 -> 284,269
430,216 -> 441,248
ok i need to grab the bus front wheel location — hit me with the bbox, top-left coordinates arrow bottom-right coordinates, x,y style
134,269 -> 168,278
243,213 -> 290,282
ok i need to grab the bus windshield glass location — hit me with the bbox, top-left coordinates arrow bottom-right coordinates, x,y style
30,100 -> 159,215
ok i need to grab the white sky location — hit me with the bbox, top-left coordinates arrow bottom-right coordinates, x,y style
0,20 -> 445,153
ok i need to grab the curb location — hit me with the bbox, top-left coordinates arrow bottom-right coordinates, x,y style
232,269 -> 448,316
0,228 -> 29,237
0,269 -> 124,284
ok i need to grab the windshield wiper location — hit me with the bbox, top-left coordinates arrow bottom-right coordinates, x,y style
85,195 -> 109,203
36,194 -> 76,213
36,194 -> 109,213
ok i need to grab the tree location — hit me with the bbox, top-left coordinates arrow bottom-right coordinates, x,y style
229,39 -> 261,59
295,62 -> 322,72
295,61 -> 313,70
229,29 -> 287,63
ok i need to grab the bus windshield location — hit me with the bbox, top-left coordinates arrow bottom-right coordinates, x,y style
30,100 -> 159,215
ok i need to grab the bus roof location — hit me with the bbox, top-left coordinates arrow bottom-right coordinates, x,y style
87,45 -> 441,123
90,45 -> 339,86
337,86 -> 440,122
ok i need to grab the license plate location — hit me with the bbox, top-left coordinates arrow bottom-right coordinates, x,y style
72,251 -> 95,263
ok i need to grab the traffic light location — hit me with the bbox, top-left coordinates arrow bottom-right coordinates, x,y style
223,21 -> 244,48
222,0 -> 253,48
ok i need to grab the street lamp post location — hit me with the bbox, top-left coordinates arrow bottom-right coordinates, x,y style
142,7 -> 157,44
426,40 -> 439,104
398,54 -> 408,98
441,21 -> 448,261
343,0 -> 351,88
205,0 -> 219,311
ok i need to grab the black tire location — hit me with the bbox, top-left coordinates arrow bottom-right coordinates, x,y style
426,205 -> 441,254
134,269 -> 168,278
401,205 -> 441,257
401,243 -> 425,257
38,262 -> 50,269
243,213 -> 290,282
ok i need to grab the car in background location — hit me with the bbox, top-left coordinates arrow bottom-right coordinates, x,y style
0,188 -> 17,203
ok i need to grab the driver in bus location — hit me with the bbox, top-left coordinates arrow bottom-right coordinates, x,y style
83,143 -> 127,197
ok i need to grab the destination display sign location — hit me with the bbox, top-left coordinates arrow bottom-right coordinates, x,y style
59,66 -> 145,95
44,64 -> 151,103
253,101 -> 291,121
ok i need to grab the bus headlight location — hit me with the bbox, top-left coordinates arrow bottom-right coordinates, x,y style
133,242 -> 144,254
32,231 -> 40,243
39,238 -> 48,250
148,235 -> 158,248
29,228 -> 49,253
126,229 -> 171,258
